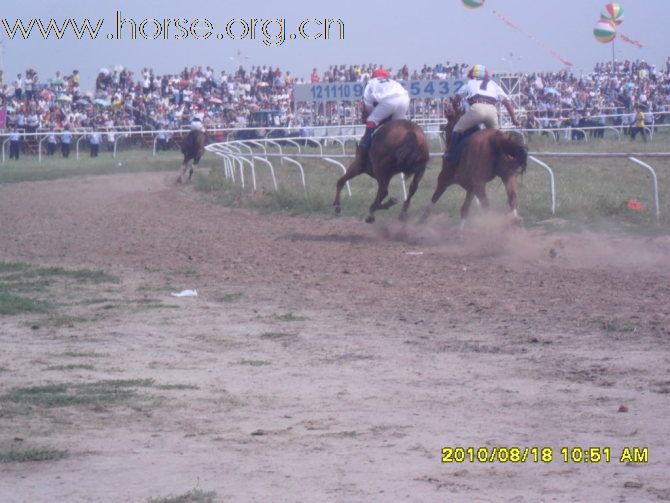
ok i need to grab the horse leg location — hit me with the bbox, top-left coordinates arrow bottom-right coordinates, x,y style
378,196 -> 398,210
333,161 -> 363,215
504,175 -> 523,225
399,170 -> 424,222
473,184 -> 490,211
366,177 -> 390,223
189,151 -> 204,182
419,160 -> 454,223
459,189 -> 477,232
189,158 -> 199,182
178,159 -> 190,184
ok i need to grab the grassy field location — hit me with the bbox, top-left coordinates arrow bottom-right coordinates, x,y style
0,146 -> 218,184
1,131 -> 669,231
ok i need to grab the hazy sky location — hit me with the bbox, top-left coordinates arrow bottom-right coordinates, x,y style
0,0 -> 667,88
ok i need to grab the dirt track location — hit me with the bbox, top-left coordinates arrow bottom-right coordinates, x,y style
0,172 -> 669,502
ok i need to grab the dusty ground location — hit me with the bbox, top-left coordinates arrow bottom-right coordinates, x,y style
0,172 -> 669,503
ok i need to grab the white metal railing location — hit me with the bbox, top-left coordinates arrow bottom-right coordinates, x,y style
206,133 -> 668,222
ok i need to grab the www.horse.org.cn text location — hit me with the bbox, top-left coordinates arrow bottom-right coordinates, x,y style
0,13 -> 346,47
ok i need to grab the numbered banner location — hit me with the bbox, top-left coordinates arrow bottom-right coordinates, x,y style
293,79 -> 466,103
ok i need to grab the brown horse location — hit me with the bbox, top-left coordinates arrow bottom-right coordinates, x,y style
178,130 -> 207,183
333,120 -> 429,223
421,98 -> 527,227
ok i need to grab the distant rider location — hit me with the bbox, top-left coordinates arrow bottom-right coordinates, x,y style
190,112 -> 205,132
358,68 -> 410,169
445,64 -> 520,161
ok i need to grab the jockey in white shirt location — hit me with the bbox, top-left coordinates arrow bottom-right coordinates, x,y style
358,68 -> 410,168
190,112 -> 205,132
446,64 -> 520,161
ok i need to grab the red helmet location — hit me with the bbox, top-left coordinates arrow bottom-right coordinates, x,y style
371,68 -> 391,79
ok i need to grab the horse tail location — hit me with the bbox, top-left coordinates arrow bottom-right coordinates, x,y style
495,132 -> 528,174
395,129 -> 426,176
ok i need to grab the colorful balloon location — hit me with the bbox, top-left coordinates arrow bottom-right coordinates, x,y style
594,19 -> 617,43
462,0 -> 485,9
601,2 -> 624,25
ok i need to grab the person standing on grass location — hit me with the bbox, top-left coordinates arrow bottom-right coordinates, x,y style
61,125 -> 72,158
630,106 -> 647,142
89,132 -> 100,157
9,126 -> 21,160
46,132 -> 58,156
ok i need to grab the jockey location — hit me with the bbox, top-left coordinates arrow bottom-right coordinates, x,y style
446,64 -> 520,161
359,67 -> 410,168
190,112 -> 205,132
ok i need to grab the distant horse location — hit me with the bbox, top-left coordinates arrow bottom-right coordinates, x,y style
333,119 -> 430,223
421,97 -> 527,227
178,130 -> 207,183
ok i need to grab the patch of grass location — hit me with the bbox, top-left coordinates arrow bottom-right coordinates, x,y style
0,289 -> 51,315
43,314 -> 93,327
0,367 -> 9,373
154,384 -> 199,390
274,312 -> 307,322
57,351 -> 108,358
147,489 -> 219,503
0,263 -> 119,285
236,360 -> 271,367
132,298 -> 178,310
216,292 -> 244,303
44,364 -> 95,371
167,266 -> 198,277
599,319 -> 636,333
32,266 -> 120,284
0,262 -> 120,318
0,379 -> 155,410
0,148 -> 214,185
0,263 -> 31,274
81,297 -> 116,305
0,447 -> 69,463
259,332 -> 298,341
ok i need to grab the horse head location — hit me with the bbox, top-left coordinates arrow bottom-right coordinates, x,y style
442,95 -> 465,145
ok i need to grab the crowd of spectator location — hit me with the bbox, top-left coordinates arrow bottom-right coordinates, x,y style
0,57 -> 668,141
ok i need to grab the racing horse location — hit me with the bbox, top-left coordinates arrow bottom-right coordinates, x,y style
333,119 -> 430,223
420,97 -> 527,227
177,129 -> 207,183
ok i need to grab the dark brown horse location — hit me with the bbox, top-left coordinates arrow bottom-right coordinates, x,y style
333,120 -> 429,223
421,98 -> 527,227
178,130 -> 207,183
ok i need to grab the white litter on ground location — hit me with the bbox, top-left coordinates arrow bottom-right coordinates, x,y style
171,289 -> 198,297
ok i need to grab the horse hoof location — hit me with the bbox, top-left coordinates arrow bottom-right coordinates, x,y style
334,205 -> 342,216
365,215 -> 375,224
510,215 -> 524,226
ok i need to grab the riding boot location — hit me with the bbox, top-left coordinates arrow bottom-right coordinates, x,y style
445,131 -> 464,162
358,124 -> 375,170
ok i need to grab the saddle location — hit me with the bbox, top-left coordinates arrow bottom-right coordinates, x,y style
371,116 -> 392,137
358,117 -> 393,173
